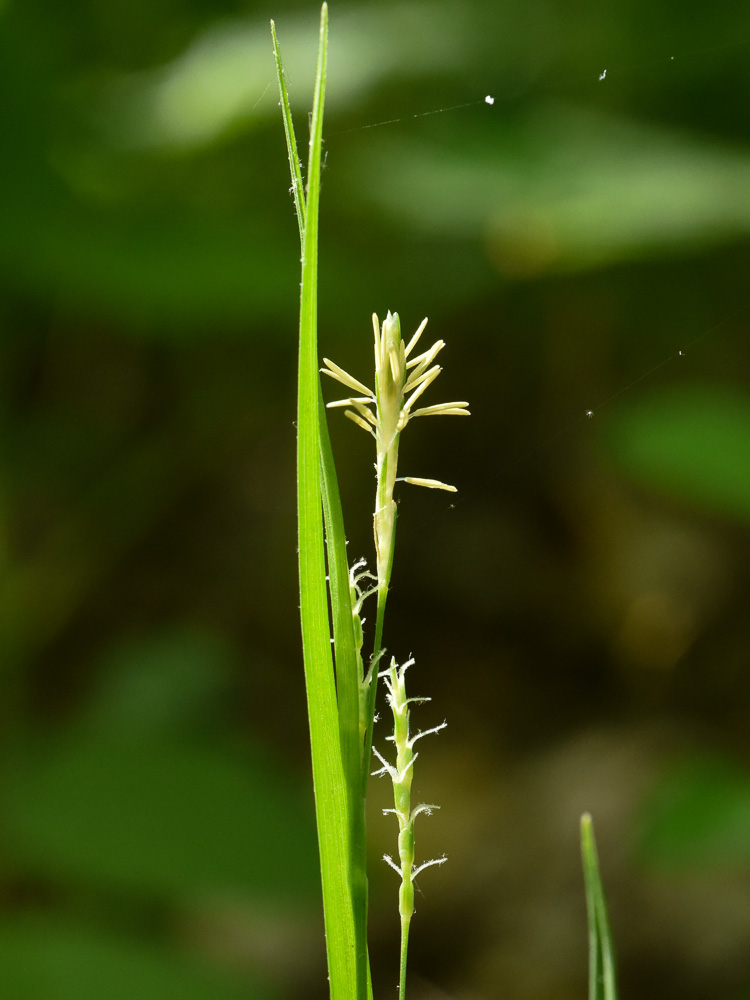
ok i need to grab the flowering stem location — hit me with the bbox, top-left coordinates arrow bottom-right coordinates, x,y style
361,595 -> 386,798
363,472 -> 403,794
322,310 -> 468,993
374,658 -> 447,1000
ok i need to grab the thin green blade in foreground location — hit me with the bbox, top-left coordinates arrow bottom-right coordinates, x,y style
281,6 -> 360,999
319,394 -> 371,1000
581,813 -> 618,1000
270,20 -> 305,243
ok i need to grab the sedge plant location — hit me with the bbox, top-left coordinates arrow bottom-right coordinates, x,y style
272,7 -> 619,999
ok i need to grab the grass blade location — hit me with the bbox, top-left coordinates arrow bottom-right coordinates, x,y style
581,813 -> 618,1000
319,394 -> 371,1000
277,6 -> 360,998
318,400 -> 360,785
270,19 -> 306,242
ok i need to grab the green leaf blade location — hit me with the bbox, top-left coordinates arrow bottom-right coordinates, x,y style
270,19 -> 306,243
581,813 -> 618,1000
288,6 -> 361,1000
319,391 -> 371,999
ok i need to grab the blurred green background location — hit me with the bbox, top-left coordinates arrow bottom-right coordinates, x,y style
2,0 -> 750,997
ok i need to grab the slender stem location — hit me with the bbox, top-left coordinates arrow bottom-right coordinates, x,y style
398,916 -> 411,1000
361,584 -> 386,796
361,382 -> 402,779
361,454 -> 398,794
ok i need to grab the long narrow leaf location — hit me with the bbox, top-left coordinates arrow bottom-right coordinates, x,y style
317,398 -> 361,788
581,813 -> 618,1000
278,6 -> 359,999
319,393 -> 371,1000
270,20 -> 306,242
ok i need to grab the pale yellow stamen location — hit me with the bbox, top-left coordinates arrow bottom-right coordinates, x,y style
403,363 -> 442,396
347,399 -> 378,425
403,318 -> 429,359
326,395 -> 373,408
388,347 -> 400,383
345,410 -> 377,435
321,358 -> 374,398
410,402 -> 470,418
402,477 -> 457,492
406,340 -> 445,374
402,371 -> 439,416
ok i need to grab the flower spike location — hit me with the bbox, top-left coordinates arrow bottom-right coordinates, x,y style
321,312 -> 470,590
374,656 -> 446,986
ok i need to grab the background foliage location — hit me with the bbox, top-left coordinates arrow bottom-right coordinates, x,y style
2,0 -> 750,997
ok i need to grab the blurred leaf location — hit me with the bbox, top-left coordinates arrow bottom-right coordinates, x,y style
106,3 -> 472,152
83,627 -> 237,737
5,735 -> 319,902
0,11 -> 295,331
636,754 -> 750,871
0,915 -> 261,1000
341,107 -> 750,273
605,384 -> 750,522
